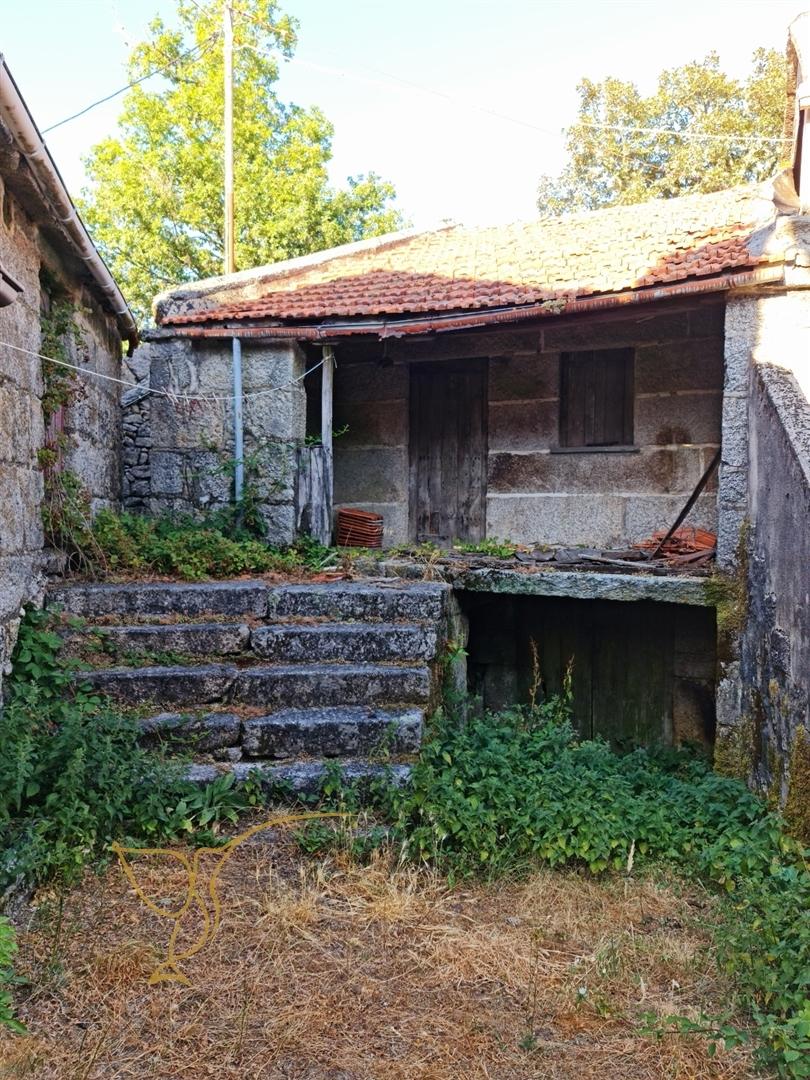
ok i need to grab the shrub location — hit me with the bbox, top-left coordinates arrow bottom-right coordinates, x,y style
0,608 -> 261,892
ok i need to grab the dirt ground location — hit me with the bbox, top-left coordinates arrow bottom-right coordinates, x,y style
0,816 -> 755,1080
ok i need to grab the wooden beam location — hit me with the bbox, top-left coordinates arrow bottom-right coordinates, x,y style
321,345 -> 335,544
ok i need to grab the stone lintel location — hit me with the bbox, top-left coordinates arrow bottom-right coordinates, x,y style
456,567 -> 712,606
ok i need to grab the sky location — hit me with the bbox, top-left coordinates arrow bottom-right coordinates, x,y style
1,0 -> 805,230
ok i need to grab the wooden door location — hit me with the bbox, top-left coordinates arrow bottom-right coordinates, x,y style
409,360 -> 488,544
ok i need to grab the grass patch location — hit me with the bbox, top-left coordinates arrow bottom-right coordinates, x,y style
0,840 -> 756,1079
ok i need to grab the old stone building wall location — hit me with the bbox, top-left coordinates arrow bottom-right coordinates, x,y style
0,176 -> 46,694
742,364 -> 810,808
0,177 -> 124,699
715,270 -> 810,829
332,301 -> 723,547
128,334 -> 306,546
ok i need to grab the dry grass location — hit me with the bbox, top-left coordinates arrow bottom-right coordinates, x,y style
0,823 -> 756,1080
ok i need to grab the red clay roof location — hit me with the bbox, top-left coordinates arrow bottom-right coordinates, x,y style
160,186 -> 779,328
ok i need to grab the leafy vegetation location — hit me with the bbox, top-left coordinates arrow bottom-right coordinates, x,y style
0,918 -> 25,1034
0,608 -> 262,895
80,0 -> 403,318
367,697 -> 809,1077
42,500 -> 341,581
453,537 -> 518,558
537,49 -> 788,215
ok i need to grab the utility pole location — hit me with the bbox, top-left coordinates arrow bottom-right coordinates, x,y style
224,1 -> 243,504
223,0 -> 235,275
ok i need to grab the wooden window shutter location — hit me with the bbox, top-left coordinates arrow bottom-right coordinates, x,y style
559,348 -> 634,447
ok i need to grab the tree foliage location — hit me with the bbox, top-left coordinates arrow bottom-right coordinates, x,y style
537,49 -> 789,217
81,0 -> 403,318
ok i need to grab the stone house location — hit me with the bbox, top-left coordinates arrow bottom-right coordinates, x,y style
0,57 -> 137,695
126,14 -> 808,805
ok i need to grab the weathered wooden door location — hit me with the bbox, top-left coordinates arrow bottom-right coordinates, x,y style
409,360 -> 488,544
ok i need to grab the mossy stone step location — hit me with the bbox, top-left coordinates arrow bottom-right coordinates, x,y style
251,622 -> 437,663
79,661 -> 431,709
186,759 -> 412,798
266,583 -> 449,623
241,706 -> 423,759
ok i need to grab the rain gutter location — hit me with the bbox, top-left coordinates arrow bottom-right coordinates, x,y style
0,56 -> 138,353
163,264 -> 785,342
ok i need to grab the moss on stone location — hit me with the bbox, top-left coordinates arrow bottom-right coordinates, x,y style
714,714 -> 756,782
706,522 -> 750,664
783,725 -> 810,843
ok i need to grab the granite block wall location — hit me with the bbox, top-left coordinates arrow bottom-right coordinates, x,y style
126,334 -> 306,546
331,303 -> 723,548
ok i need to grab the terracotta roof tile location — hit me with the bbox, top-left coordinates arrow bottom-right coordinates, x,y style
160,186 -> 779,328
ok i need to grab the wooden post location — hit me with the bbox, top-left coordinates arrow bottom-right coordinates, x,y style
223,1 -> 235,275
321,346 -> 335,544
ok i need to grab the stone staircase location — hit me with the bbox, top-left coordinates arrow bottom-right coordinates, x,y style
46,580 -> 453,795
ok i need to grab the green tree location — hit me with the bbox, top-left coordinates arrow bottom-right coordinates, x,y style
537,49 -> 789,216
81,0 -> 404,319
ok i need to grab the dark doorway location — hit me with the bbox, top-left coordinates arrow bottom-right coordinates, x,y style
461,593 -> 717,749
409,359 -> 488,544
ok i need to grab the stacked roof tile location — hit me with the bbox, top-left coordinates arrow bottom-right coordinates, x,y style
159,185 -> 779,328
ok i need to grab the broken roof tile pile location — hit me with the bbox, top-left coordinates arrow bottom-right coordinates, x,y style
160,185 -> 779,328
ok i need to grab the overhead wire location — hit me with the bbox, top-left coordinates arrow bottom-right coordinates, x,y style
229,0 -> 788,147
41,31 -> 221,134
39,0 -> 789,148
0,339 -> 325,406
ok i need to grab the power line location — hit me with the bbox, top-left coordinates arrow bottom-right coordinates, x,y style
39,0 -> 789,150
228,1 -> 788,148
289,52 -> 789,146
0,339 -> 325,405
41,32 -> 221,134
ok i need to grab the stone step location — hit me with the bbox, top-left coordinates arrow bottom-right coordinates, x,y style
137,705 -> 422,759
79,661 -> 431,709
139,711 -> 242,753
64,622 -> 251,658
267,583 -> 448,623
241,707 -> 423,759
79,663 -> 236,706
187,759 -> 412,798
232,663 -> 431,709
251,622 -> 437,663
48,580 -> 268,618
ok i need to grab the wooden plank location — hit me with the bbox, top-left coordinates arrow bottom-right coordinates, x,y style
409,359 -> 488,544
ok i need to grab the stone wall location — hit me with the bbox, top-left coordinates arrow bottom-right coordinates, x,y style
714,271 -> 810,829
0,177 -> 46,696
333,357 -> 409,542
128,334 -> 306,546
332,302 -> 723,547
0,177 -> 123,700
729,364 -> 810,820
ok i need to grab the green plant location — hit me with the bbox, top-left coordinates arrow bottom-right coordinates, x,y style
0,608 -> 263,890
453,537 -> 518,558
0,917 -> 25,1034
39,291 -> 84,425
82,508 -> 344,581
373,692 -> 809,1077
89,510 -> 286,580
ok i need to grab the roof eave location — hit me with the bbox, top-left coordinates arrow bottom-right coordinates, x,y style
0,55 -> 138,352
161,264 -> 786,341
